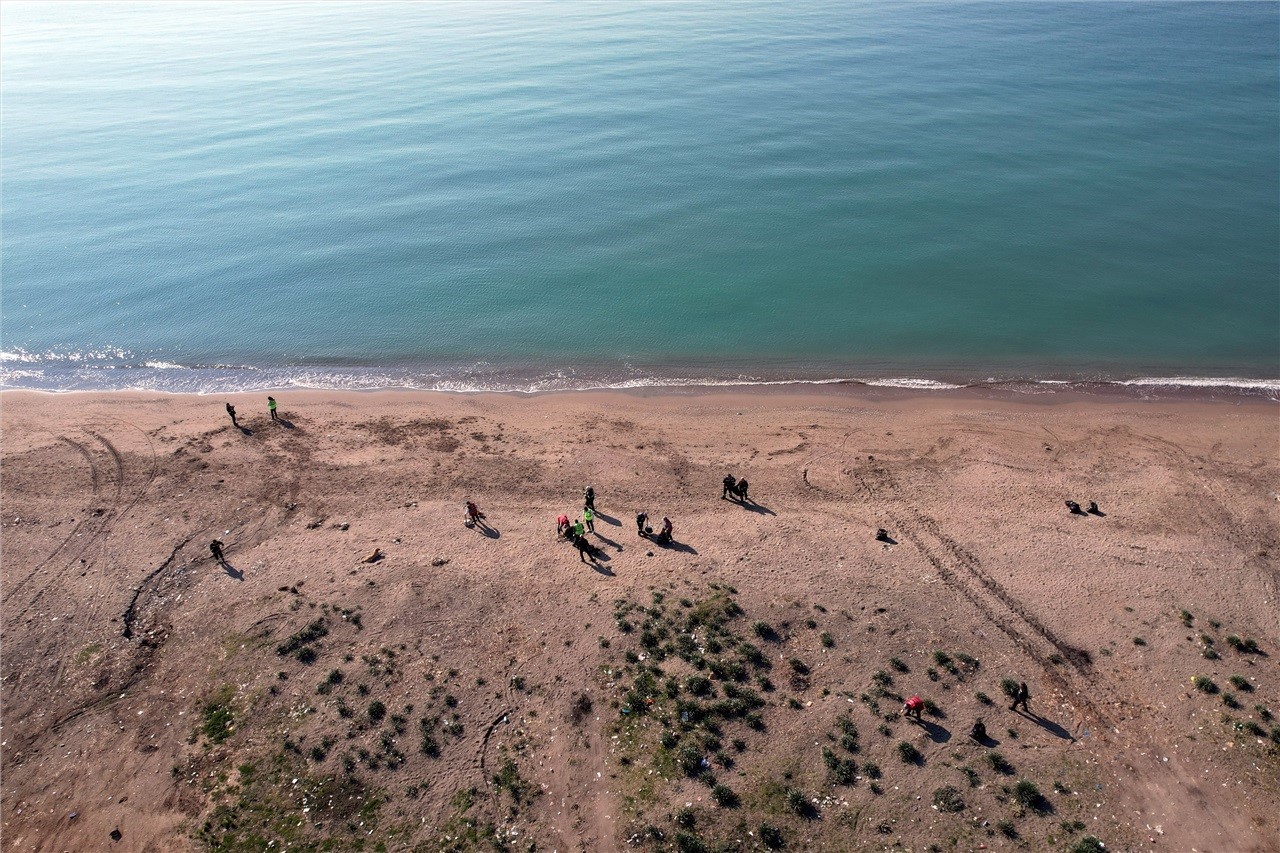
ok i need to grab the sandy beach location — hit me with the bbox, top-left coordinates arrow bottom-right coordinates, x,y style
2,387 -> 1277,852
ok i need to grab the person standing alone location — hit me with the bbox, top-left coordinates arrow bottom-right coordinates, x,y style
225,403 -> 237,427
268,396 -> 278,421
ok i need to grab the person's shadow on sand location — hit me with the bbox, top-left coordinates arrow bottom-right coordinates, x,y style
591,561 -> 614,577
737,500 -> 776,516
1014,709 -> 1077,742
594,511 -> 622,527
277,418 -> 296,430
656,538 -> 698,555
236,426 -> 253,436
593,531 -> 623,552
914,719 -> 951,744
219,560 -> 244,581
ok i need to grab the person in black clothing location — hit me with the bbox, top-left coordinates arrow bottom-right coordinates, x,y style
636,511 -> 648,537
225,403 -> 237,427
735,478 -> 749,502
722,475 -> 736,499
583,486 -> 595,512
210,539 -> 226,564
574,534 -> 596,563
1010,681 -> 1030,713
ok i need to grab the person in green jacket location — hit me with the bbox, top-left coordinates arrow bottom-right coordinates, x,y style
267,396 -> 278,421
583,507 -> 595,533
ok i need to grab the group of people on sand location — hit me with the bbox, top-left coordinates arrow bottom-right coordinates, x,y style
902,680 -> 1032,743
554,490 -> 601,563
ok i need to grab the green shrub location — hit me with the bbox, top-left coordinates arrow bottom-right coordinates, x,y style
759,823 -> 784,849
986,751 -> 1013,774
1013,779 -> 1048,812
1192,676 -> 1218,694
932,784 -> 965,812
711,784 -> 738,807
896,741 -> 922,764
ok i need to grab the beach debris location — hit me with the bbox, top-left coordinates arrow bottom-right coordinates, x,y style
1087,500 -> 1101,514
875,528 -> 889,542
336,522 -> 350,531
306,518 -> 325,529
431,557 -> 449,567
1065,500 -> 1084,514
110,828 -> 122,842
361,548 -> 384,564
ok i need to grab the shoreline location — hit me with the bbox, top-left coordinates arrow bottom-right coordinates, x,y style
2,376 -> 1277,409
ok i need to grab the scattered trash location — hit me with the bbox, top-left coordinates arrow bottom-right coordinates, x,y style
431,557 -> 449,567
361,549 -> 384,564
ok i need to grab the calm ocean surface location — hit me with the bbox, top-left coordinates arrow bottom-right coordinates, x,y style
2,1 -> 1277,394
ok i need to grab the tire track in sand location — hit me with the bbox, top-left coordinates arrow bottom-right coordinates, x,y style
853,463 -> 1114,731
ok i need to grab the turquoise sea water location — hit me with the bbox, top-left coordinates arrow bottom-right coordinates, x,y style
2,1 -> 1277,393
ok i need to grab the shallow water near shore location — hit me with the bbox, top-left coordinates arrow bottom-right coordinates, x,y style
2,2 -> 1277,393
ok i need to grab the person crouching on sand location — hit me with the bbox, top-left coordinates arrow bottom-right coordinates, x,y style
655,516 -> 673,544
557,513 -> 571,538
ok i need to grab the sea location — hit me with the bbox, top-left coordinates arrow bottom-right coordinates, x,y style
2,1 -> 1277,396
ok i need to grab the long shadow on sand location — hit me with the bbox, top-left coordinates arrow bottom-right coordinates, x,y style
593,531 -> 623,552
732,499 -> 776,517
656,538 -> 698,555
470,523 -> 500,540
219,560 -> 244,581
1015,710 -> 1076,742
914,719 -> 951,744
590,561 -> 615,577
594,511 -> 622,527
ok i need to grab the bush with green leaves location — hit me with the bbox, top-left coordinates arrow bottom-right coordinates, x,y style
897,741 -> 922,764
711,784 -> 739,807
759,823 -> 785,849
1014,779 -> 1048,812
932,785 -> 965,812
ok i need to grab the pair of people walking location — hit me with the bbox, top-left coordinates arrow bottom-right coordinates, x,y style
225,396 -> 279,426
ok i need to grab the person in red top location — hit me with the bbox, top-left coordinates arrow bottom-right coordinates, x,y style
903,695 -> 924,722
557,514 -> 571,538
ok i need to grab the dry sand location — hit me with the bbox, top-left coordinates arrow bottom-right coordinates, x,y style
2,387 -> 1277,852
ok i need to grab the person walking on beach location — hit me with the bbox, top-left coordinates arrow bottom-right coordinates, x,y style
723,474 -> 736,500
574,533 -> 596,563
584,506 -> 595,534
636,510 -> 648,537
1010,681 -> 1030,713
210,539 -> 226,565
225,403 -> 237,427
583,486 -> 596,512
268,396 -> 278,421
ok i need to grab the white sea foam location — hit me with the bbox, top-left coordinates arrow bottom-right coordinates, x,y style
1117,376 -> 1280,391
